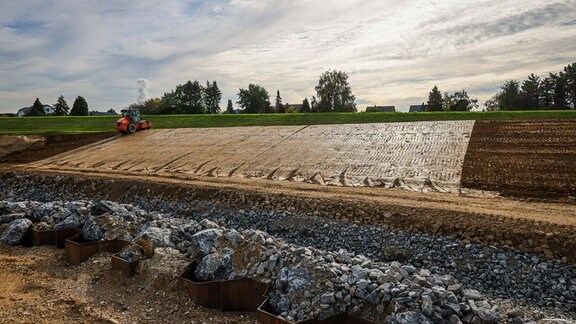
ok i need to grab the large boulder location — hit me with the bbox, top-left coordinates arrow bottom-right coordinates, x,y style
54,214 -> 81,230
1,218 -> 32,245
138,226 -> 174,248
276,267 -> 314,294
191,228 -> 223,256
90,200 -> 128,216
82,214 -> 105,241
194,249 -> 235,281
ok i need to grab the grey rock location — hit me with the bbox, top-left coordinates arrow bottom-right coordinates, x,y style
320,292 -> 336,304
192,228 -> 223,255
195,249 -> 235,281
139,226 -> 174,248
54,214 -> 81,230
276,267 -> 314,293
0,218 -> 32,245
82,214 -> 104,241
90,200 -> 128,216
463,289 -> 483,301
388,311 -> 433,324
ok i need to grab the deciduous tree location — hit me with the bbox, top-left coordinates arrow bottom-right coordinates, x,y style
315,70 -> 356,112
237,84 -> 269,113
301,98 -> 311,113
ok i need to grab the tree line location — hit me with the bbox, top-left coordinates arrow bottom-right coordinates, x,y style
133,70 -> 357,115
25,96 -> 89,116
484,62 -> 576,111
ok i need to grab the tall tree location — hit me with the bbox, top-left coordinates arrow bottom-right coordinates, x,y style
551,72 -> 568,107
159,91 -> 179,114
226,99 -> 234,114
450,89 -> 478,111
204,80 -> 222,114
315,70 -> 356,112
175,80 -> 205,114
301,98 -> 311,113
274,90 -> 283,113
53,95 -> 69,116
237,84 -> 270,113
563,62 -> 576,108
484,94 -> 501,111
426,86 -> 443,111
310,96 -> 318,113
520,74 -> 541,110
499,80 -> 521,110
70,96 -> 89,116
539,75 -> 555,108
29,98 -> 46,116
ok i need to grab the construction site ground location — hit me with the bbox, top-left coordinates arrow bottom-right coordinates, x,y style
0,119 -> 575,323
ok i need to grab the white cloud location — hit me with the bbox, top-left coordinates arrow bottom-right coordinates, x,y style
0,0 -> 574,113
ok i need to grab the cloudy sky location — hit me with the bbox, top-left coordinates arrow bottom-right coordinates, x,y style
1,0 -> 575,113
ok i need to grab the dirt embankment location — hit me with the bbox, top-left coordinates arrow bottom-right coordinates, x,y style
461,119 -> 576,202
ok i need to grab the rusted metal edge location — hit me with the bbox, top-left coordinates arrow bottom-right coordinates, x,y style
178,262 -> 269,312
20,227 -> 81,248
111,254 -> 139,277
65,234 -> 130,265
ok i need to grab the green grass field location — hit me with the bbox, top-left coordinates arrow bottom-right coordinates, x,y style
0,110 -> 575,135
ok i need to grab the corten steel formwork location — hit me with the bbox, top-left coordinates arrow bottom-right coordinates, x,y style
65,234 -> 130,265
111,253 -> 139,277
178,263 -> 269,312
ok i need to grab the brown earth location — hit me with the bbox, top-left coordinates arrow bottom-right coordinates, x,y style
461,119 -> 576,202
0,243 -> 256,324
1,125 -> 576,323
0,132 -> 117,164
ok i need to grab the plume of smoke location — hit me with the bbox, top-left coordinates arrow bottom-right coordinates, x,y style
136,78 -> 150,104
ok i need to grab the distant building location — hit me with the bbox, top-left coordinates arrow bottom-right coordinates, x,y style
90,109 -> 118,116
17,104 -> 54,117
366,105 -> 396,112
409,104 -> 426,112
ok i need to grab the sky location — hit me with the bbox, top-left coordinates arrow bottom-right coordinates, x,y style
1,0 -> 575,113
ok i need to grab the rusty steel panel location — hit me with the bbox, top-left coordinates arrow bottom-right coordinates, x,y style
65,234 -> 130,265
111,254 -> 139,277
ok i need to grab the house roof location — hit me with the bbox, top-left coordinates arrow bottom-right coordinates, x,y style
373,106 -> 396,112
409,105 -> 426,112
17,107 -> 32,114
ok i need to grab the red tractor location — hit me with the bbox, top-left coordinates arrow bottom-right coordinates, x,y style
115,109 -> 152,134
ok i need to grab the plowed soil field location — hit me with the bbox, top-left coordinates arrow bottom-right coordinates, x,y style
461,119 -> 576,201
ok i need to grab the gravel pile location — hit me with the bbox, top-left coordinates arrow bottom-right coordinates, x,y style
1,176 -> 575,323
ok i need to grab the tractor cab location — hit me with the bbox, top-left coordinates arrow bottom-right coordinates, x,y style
121,109 -> 142,123
116,108 -> 152,134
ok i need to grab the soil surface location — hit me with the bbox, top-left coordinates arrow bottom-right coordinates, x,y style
0,133 -> 116,164
1,125 -> 576,323
0,243 -> 255,324
461,119 -> 576,202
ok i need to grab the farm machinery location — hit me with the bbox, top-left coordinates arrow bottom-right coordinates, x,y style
115,109 -> 152,134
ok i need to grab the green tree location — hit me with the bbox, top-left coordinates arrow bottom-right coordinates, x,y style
159,91 -> 179,114
520,74 -> 541,110
237,84 -> 270,113
551,72 -> 568,107
274,90 -> 283,113
175,80 -> 205,114
426,86 -> 444,111
499,80 -> 521,110
484,94 -> 501,111
29,98 -> 46,116
563,62 -> 576,108
301,98 -> 311,113
226,99 -> 234,114
70,96 -> 89,116
53,95 -> 69,116
205,80 -> 222,114
451,89 -> 478,111
315,70 -> 356,112
539,76 -> 555,108
310,96 -> 318,112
